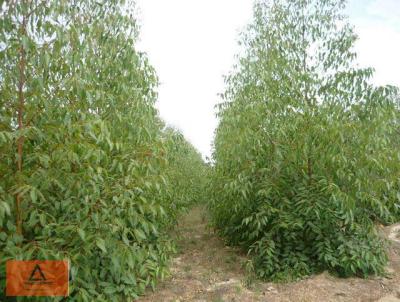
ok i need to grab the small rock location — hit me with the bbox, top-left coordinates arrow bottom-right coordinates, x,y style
206,278 -> 240,292
266,286 -> 278,294
335,292 -> 346,297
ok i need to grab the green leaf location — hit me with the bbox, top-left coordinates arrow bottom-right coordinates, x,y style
134,229 -> 146,241
78,228 -> 86,241
96,238 -> 107,253
30,189 -> 37,203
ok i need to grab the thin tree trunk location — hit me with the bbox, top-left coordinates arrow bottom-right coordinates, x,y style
16,14 -> 27,236
302,6 -> 313,186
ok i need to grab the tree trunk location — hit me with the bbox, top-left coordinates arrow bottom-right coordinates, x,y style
16,14 -> 27,236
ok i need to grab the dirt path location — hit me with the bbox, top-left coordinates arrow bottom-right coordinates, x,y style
138,206 -> 400,302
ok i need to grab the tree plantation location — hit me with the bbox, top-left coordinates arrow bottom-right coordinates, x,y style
1,0 -> 399,301
0,0 -> 207,300
209,0 -> 400,281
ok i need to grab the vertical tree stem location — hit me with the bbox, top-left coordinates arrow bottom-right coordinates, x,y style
302,4 -> 313,186
16,13 -> 27,236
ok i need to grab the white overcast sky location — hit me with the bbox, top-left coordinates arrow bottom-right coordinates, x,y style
135,0 -> 400,159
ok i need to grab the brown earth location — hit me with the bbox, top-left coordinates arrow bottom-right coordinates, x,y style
138,206 -> 400,302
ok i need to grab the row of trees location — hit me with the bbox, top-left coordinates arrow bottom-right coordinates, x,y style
209,0 -> 400,281
1,0 -> 400,299
0,0 -> 207,300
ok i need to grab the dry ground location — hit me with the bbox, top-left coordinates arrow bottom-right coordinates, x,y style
138,206 -> 400,302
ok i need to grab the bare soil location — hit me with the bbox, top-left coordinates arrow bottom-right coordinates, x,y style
138,206 -> 400,302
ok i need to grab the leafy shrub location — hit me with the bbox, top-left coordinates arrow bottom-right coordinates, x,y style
210,0 -> 400,281
0,0 -> 205,300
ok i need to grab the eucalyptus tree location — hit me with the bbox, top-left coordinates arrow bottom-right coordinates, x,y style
0,0 -> 205,300
162,127 -> 209,214
210,0 -> 400,280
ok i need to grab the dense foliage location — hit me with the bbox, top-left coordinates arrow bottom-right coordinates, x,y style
210,0 -> 400,281
162,127 -> 209,214
0,0 -> 206,300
